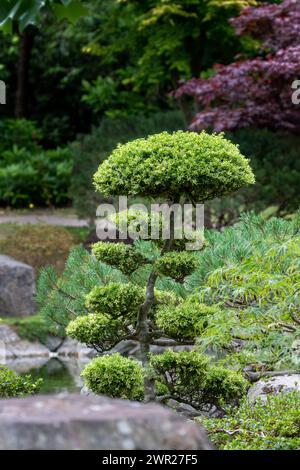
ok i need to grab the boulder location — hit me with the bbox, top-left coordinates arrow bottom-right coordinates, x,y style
44,334 -> 64,352
0,394 -> 212,450
80,385 -> 97,397
248,373 -> 300,403
0,256 -> 36,317
57,338 -> 96,358
0,324 -> 50,359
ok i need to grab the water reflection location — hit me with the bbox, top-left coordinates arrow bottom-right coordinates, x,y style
6,357 -> 90,394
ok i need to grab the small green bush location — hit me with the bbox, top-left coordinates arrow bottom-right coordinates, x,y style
156,297 -> 219,339
0,119 -> 42,154
86,282 -> 145,319
66,314 -> 124,351
204,366 -> 248,404
92,242 -> 144,275
0,365 -> 42,398
0,146 -> 73,207
150,350 -> 247,410
202,391 -> 300,450
154,252 -> 197,282
94,131 -> 254,201
152,289 -> 179,309
81,353 -> 144,400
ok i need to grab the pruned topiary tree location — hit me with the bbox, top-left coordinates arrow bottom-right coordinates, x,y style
67,130 -> 254,410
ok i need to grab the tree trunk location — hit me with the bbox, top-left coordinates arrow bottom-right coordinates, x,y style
15,28 -> 35,119
136,209 -> 175,402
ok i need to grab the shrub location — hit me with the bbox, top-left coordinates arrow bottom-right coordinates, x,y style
86,283 -> 145,319
0,365 -> 42,398
92,242 -> 144,275
156,298 -> 220,339
150,350 -> 247,411
81,353 -> 144,400
154,252 -> 197,282
204,366 -> 248,404
202,391 -> 300,450
94,131 -> 254,201
0,146 -> 73,208
152,289 -> 179,309
0,119 -> 42,154
66,314 -> 125,352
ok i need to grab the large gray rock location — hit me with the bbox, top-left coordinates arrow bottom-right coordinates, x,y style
44,334 -> 64,352
0,324 -> 50,359
0,394 -> 213,450
248,373 -> 300,403
57,338 -> 96,358
0,255 -> 36,317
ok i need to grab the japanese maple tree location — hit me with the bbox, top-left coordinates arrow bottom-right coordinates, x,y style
175,0 -> 300,133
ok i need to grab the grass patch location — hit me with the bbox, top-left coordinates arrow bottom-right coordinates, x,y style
0,224 -> 77,274
0,315 -> 54,344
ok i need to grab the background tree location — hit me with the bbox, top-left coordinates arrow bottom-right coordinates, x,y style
175,0 -> 300,132
0,0 -> 87,119
81,0 -> 258,123
0,0 -> 268,140
66,130 -> 254,406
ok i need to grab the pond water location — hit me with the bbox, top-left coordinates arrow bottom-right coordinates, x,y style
6,357 -> 90,394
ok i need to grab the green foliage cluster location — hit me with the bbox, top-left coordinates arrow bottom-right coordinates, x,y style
94,131 -> 255,201
154,252 -> 197,282
202,391 -> 300,450
92,242 -> 145,275
81,353 -> 144,401
80,350 -> 247,409
86,283 -> 145,319
0,1 -> 256,143
37,245 -> 128,337
150,350 -> 247,410
0,119 -> 41,153
66,286 -> 179,352
66,314 -> 124,352
156,297 -> 220,340
0,365 -> 42,398
186,212 -> 300,370
78,0 -> 255,120
0,119 -> 72,207
39,213 -> 300,373
70,112 -> 185,218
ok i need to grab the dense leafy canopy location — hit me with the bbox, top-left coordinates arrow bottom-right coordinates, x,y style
81,354 -> 145,401
79,0 -> 257,119
94,131 -> 255,201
